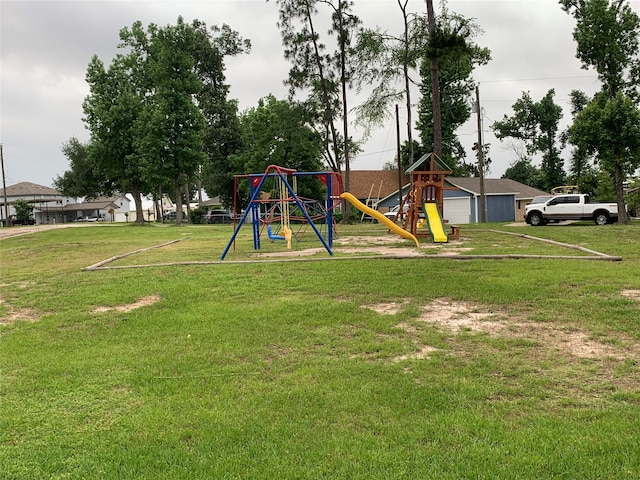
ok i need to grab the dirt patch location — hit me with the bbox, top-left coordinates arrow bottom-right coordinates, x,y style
254,248 -> 326,258
393,345 -> 439,362
0,297 -> 41,326
253,235 -> 467,259
417,299 -> 504,333
93,295 -> 161,314
621,289 -> 640,300
364,298 -> 638,361
335,236 -> 408,246
365,299 -> 410,315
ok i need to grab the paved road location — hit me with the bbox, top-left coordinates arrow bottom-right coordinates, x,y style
0,223 -> 99,240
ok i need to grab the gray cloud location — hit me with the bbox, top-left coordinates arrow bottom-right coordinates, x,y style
2,0 -> 633,188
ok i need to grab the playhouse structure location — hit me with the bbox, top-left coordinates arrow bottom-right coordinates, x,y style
395,153 -> 460,243
220,165 -> 342,260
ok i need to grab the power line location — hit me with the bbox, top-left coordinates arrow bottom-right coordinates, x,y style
478,74 -> 597,84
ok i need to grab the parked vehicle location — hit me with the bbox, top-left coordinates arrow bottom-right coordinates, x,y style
528,195 -> 553,205
383,204 -> 409,221
204,209 -> 234,224
162,211 -> 188,222
524,194 -> 618,226
383,204 -> 425,221
11,217 -> 36,226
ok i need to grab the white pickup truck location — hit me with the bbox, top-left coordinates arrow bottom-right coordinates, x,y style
524,194 -> 618,226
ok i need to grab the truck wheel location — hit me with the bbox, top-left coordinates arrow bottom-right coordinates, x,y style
594,212 -> 609,225
528,212 -> 544,226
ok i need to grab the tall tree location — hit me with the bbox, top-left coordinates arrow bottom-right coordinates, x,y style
560,0 -> 640,223
82,42 -> 149,224
502,158 -> 546,190
80,18 -> 248,225
425,0 -> 442,156
131,18 -> 209,225
54,137 -> 113,199
270,0 -> 362,220
491,89 -> 565,191
354,2 -> 429,166
568,90 -> 640,210
560,89 -> 592,183
195,22 -> 250,209
417,7 -> 491,173
230,95 -> 325,203
271,0 -> 342,173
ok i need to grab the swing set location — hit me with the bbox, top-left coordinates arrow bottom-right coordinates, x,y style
220,165 -> 342,260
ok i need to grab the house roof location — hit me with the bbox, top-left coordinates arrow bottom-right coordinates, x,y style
0,182 -> 60,202
446,178 -> 549,199
342,170 -> 410,200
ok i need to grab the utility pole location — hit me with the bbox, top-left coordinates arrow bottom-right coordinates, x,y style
1,144 -> 9,227
396,104 -> 403,206
475,85 -> 486,223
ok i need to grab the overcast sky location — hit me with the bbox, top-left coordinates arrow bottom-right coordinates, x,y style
2,0 -> 631,189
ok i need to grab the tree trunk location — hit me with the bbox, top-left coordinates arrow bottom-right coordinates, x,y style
174,180 -> 184,226
131,184 -> 145,226
305,2 -> 341,174
339,0 -> 351,221
614,162 -> 629,224
184,182 -> 191,221
399,0 -> 414,165
425,0 -> 442,156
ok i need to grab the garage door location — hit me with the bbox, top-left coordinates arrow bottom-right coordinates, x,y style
443,197 -> 471,224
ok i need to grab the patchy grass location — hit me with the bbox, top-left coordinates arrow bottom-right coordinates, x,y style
1,221 -> 639,479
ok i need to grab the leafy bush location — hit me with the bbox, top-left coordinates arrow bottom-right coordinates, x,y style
189,206 -> 206,224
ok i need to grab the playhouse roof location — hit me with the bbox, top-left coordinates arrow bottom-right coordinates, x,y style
405,153 -> 453,174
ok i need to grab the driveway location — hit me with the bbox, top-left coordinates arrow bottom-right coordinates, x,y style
0,223 -> 98,240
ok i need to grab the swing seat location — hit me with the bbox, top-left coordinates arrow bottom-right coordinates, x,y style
267,224 -> 285,240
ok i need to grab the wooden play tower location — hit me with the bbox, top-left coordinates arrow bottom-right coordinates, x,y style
399,153 -> 459,240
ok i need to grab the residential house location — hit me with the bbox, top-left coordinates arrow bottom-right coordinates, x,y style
377,177 -> 549,224
0,182 -> 131,224
0,182 -> 64,225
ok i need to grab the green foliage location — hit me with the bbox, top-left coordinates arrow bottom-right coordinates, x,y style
592,168 -> 616,202
74,17 -> 248,225
560,0 -> 640,102
12,199 -> 33,222
501,158 -> 546,190
55,137 -> 113,198
492,89 -> 566,191
626,178 -> 640,216
353,4 -> 428,160
417,8 -> 490,172
228,95 -> 326,204
189,206 -> 206,224
568,92 -> 640,176
561,0 -> 640,222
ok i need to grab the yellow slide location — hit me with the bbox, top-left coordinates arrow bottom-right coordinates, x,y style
423,202 -> 448,243
340,192 -> 419,247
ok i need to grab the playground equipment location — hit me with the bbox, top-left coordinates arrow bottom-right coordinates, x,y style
220,165 -> 342,260
340,193 -> 419,247
393,152 -> 460,243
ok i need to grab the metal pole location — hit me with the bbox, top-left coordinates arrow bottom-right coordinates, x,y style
476,85 -> 486,223
1,144 -> 9,227
396,104 -> 403,206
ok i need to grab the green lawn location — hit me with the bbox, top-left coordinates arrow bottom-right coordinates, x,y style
1,221 -> 639,479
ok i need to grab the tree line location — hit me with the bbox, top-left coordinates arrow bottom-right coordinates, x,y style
55,0 -> 640,225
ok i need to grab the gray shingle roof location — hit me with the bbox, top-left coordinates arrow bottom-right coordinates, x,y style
0,182 -> 59,197
447,178 -> 549,199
